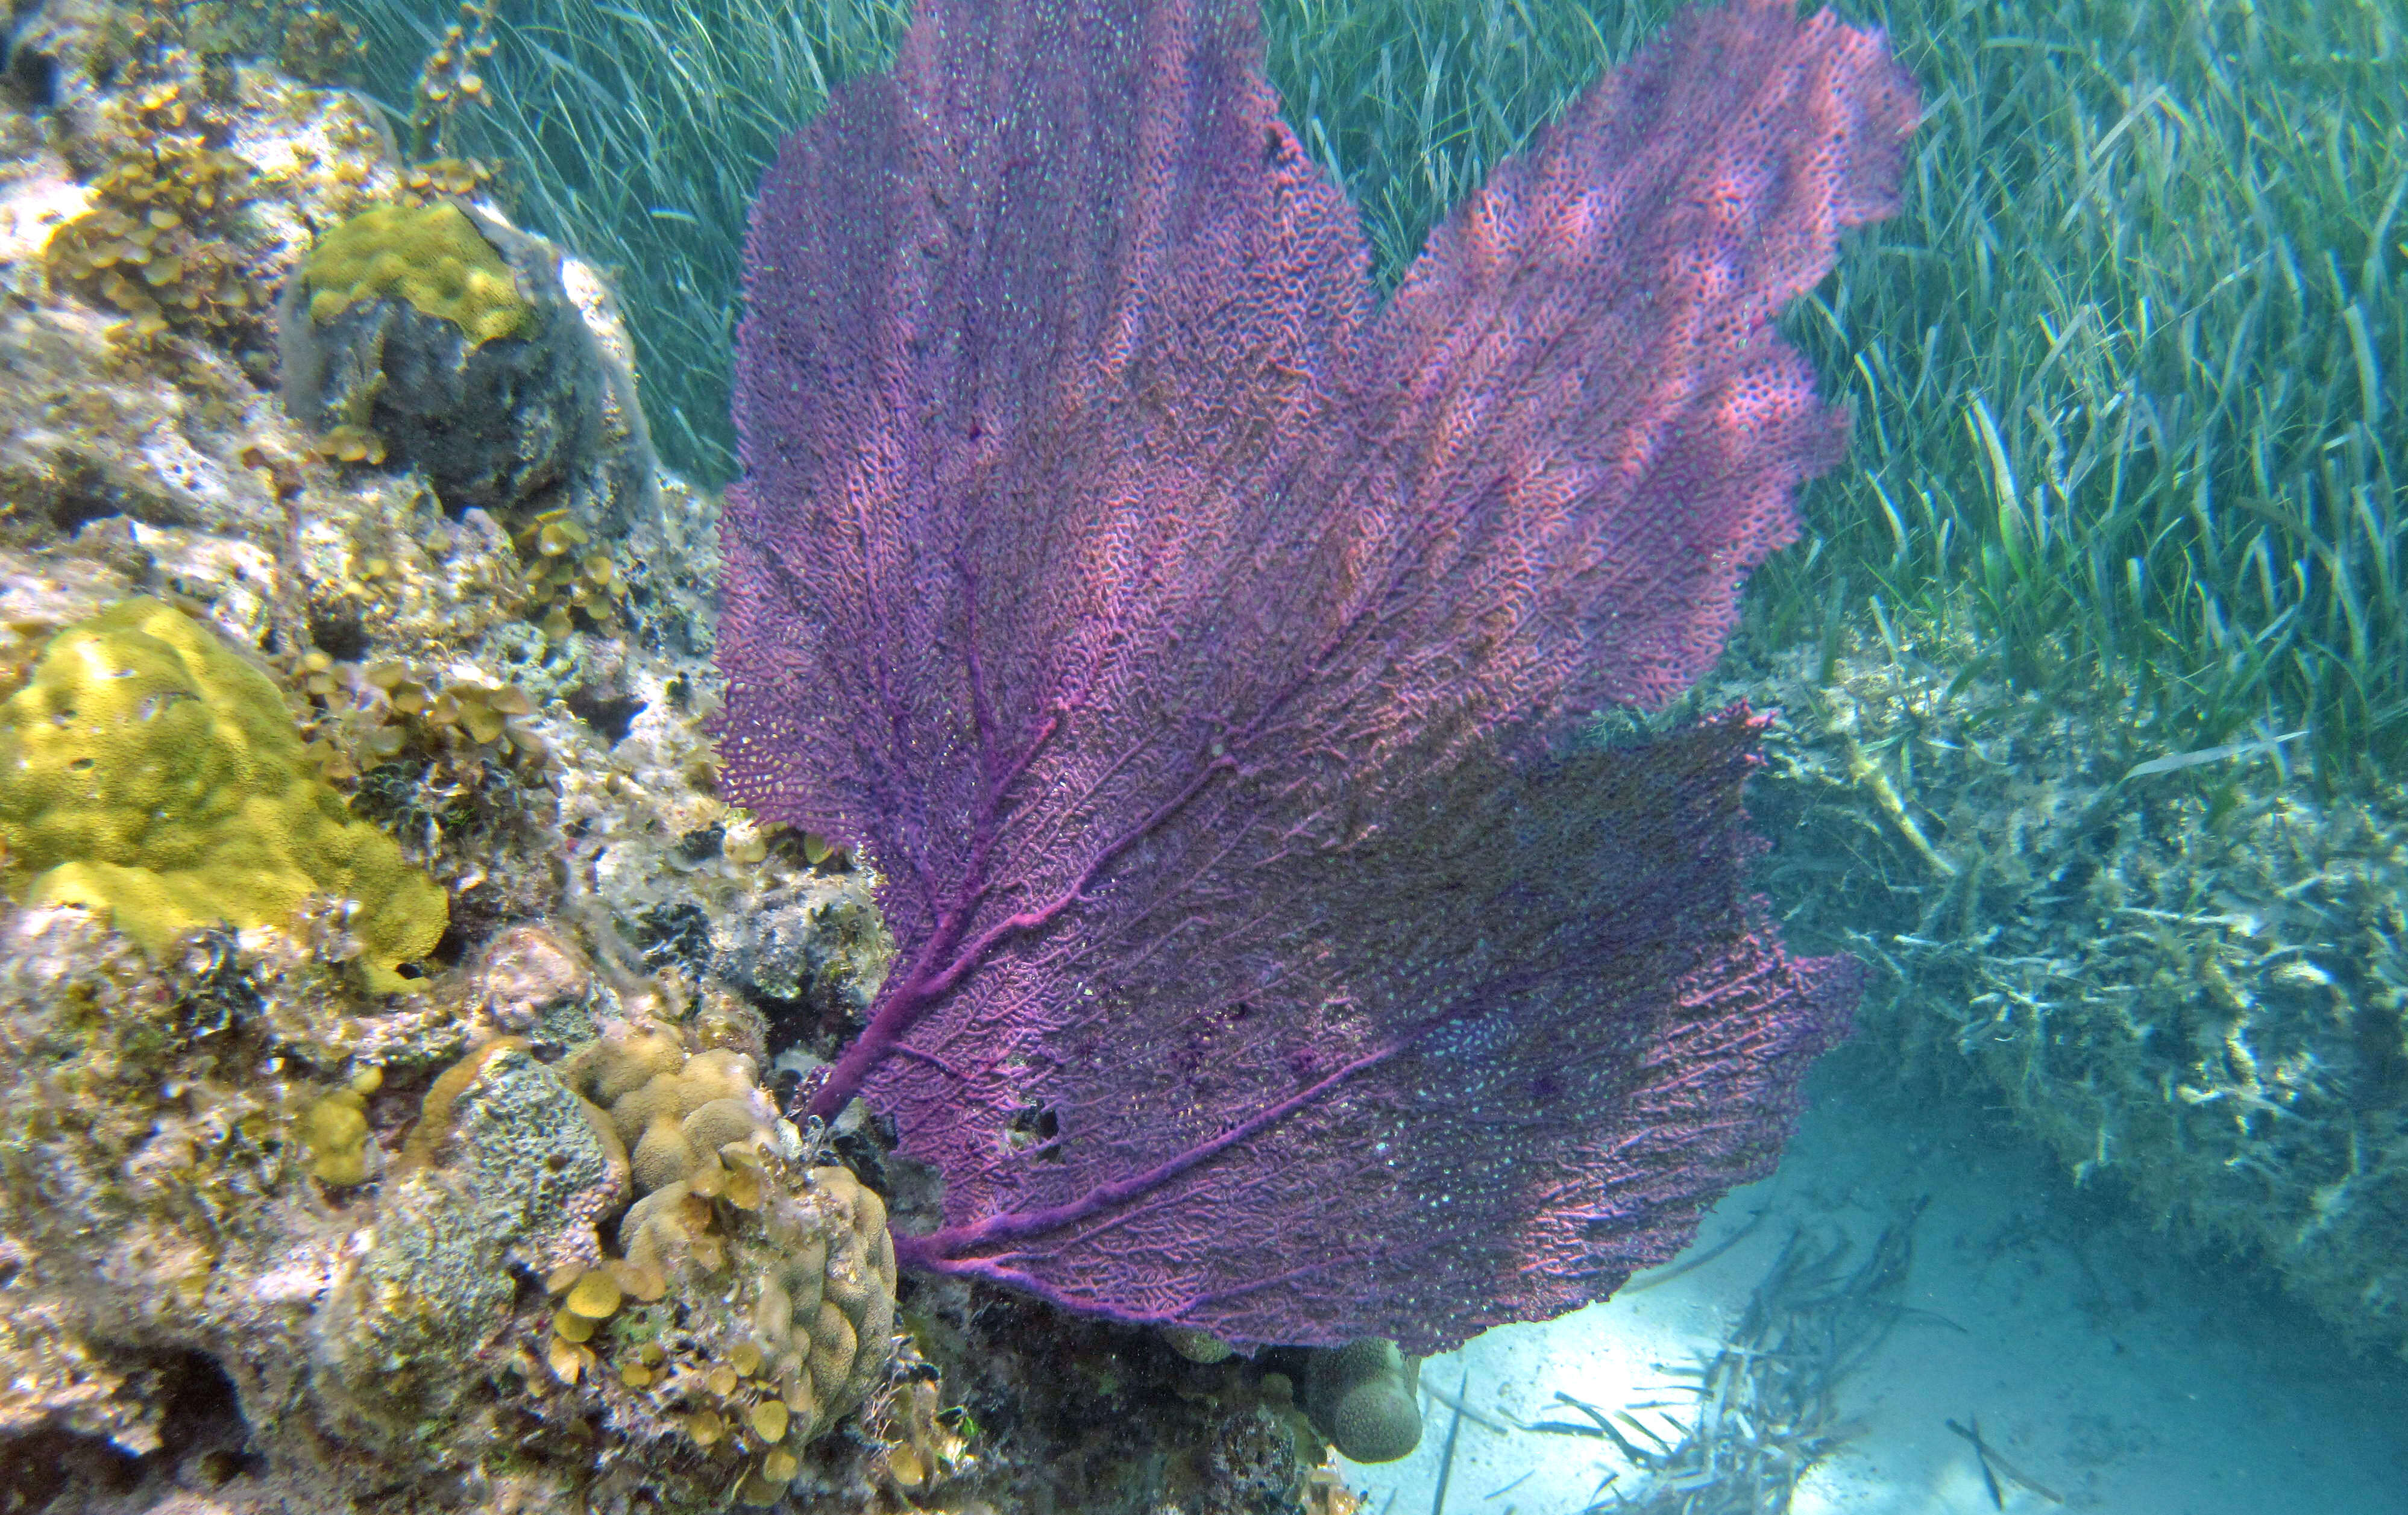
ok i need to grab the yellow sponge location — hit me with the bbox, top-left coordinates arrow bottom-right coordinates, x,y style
0,599 -> 448,992
303,202 -> 533,347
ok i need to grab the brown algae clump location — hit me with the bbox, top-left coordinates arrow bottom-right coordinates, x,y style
43,125 -> 260,347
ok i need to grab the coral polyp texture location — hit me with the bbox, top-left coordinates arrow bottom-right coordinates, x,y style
0,598 -> 446,991
558,1025 -> 901,1469
300,201 -> 533,345
717,0 -> 1914,1351
1301,1339 -> 1421,1464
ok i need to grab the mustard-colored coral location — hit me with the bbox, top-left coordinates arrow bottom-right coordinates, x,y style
554,1026 -> 899,1472
302,202 -> 532,345
0,599 -> 447,992
305,1092 -> 373,1184
306,1067 -> 385,1185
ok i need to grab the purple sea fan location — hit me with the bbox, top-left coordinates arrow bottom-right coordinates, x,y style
714,0 -> 1917,1352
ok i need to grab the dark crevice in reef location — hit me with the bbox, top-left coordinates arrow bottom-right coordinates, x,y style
0,1428 -> 130,1514
0,1351 -> 257,1515
1,36 -> 60,110
893,1289 -> 1314,1515
151,1352 -> 257,1485
565,683 -> 646,744
305,608 -> 371,662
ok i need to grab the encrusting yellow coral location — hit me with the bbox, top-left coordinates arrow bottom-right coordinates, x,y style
301,201 -> 533,346
0,598 -> 447,991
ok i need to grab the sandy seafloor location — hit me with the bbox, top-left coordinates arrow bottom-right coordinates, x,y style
1331,1043 -> 2408,1515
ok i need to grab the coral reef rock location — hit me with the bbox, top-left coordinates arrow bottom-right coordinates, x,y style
0,0 -> 1501,1507
0,915 -> 909,1513
279,199 -> 659,541
1697,618 -> 2408,1360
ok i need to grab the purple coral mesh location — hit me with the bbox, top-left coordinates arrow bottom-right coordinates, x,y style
715,0 -> 1916,1352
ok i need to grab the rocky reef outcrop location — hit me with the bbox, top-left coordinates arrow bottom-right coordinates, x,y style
0,1 -> 1372,1510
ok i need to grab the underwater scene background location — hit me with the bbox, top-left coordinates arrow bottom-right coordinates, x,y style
0,0 -> 2400,1510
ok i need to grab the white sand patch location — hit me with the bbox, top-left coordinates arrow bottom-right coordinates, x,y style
1338,1058 -> 2408,1514
0,172 -> 89,267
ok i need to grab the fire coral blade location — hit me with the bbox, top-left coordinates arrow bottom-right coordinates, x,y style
717,0 -> 1915,1353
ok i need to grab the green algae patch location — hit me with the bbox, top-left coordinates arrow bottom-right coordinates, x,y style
0,598 -> 447,992
303,202 -> 532,346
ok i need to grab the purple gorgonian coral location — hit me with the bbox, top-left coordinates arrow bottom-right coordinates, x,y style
714,0 -> 1917,1352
